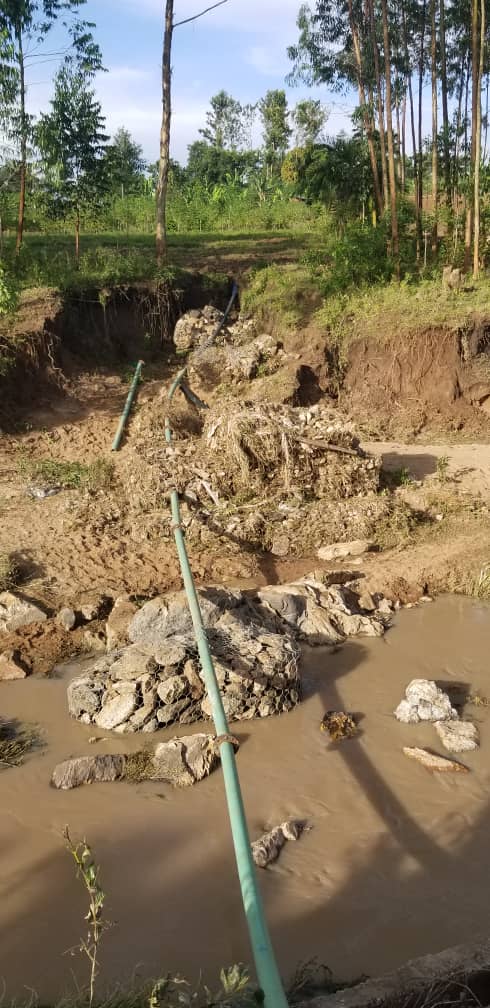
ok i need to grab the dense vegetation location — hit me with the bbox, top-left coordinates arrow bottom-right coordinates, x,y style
0,0 -> 489,302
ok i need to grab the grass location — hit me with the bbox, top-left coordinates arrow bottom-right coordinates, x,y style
0,230 -> 316,293
0,551 -> 20,592
470,562 -> 490,598
18,457 -> 115,491
0,718 -> 39,769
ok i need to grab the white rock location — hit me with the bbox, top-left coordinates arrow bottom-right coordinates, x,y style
0,591 -> 47,632
317,540 -> 371,562
94,694 -> 137,730
395,679 -> 458,723
56,607 -> 76,631
0,649 -> 27,680
435,720 -> 479,752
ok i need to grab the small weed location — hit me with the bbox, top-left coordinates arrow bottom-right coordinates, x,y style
0,718 -> 39,769
436,455 -> 450,483
468,692 -> 490,706
383,466 -> 412,488
470,562 -> 490,598
373,497 -> 418,549
0,551 -> 20,591
64,828 -> 110,1008
123,749 -> 154,783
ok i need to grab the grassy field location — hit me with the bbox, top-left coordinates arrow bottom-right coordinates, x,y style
3,230 -> 317,290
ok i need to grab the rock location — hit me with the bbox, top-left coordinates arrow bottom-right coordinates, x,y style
152,640 -> 188,667
67,677 -> 101,718
56,607 -> 76,631
317,540 -> 371,562
435,720 -> 479,752
321,710 -> 358,741
252,820 -> 308,868
109,645 -> 157,681
0,649 -> 27,680
270,535 -> 290,558
395,679 -> 458,723
83,629 -> 107,653
95,693 -> 137,729
106,596 -> 138,650
402,746 -> 469,773
183,658 -> 204,699
52,755 -> 125,789
156,674 -> 188,704
358,592 -> 376,612
78,593 -> 112,623
142,718 -> 158,733
150,733 -> 219,786
156,698 -> 191,724
0,591 -> 47,632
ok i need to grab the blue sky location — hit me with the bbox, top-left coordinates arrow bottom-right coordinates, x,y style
25,0 -> 357,164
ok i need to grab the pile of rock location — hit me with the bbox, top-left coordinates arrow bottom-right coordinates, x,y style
67,579 -> 390,734
395,679 -> 479,753
173,306 -> 282,385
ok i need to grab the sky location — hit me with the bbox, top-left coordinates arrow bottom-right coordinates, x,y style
24,0 -> 358,165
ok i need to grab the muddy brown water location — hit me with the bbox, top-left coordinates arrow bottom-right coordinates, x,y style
2,595 -> 490,1002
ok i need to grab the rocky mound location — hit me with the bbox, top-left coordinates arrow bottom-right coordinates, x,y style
67,579 -> 389,733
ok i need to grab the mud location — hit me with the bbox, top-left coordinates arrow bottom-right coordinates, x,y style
1,596 -> 490,1000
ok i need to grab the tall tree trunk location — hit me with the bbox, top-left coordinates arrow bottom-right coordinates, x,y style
430,0 -> 438,251
401,0 -> 420,257
453,54 -> 467,212
156,0 -> 174,265
347,0 -> 383,218
473,0 -> 485,276
401,90 -> 407,191
439,0 -> 451,205
381,0 -> 400,275
484,73 -> 489,161
75,205 -> 80,264
15,28 -> 26,255
367,0 -> 389,210
395,89 -> 402,183
417,0 -> 427,252
465,0 -> 480,270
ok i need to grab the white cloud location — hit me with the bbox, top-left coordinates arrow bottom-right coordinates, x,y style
120,0 -> 302,33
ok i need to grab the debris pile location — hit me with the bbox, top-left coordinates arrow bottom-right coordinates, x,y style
66,578 -> 390,733
173,306 -> 283,385
126,400 -> 385,557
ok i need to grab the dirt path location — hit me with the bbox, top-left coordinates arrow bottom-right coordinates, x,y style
364,440 -> 490,498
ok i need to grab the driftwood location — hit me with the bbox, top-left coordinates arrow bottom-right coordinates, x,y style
402,747 -> 469,773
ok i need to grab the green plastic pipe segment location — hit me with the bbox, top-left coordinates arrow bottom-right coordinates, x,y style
111,360 -> 144,451
166,368 -> 288,1008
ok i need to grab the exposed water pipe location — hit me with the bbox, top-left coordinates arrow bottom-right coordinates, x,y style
111,359 -> 144,451
164,365 -> 288,1008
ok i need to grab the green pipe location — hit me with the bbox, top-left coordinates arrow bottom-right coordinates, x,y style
166,373 -> 288,1008
111,359 -> 144,451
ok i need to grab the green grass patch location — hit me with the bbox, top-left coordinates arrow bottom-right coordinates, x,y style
19,457 -> 115,490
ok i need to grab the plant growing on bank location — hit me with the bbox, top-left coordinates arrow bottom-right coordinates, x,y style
64,828 -> 109,1008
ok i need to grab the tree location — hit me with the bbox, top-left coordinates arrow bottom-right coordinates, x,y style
199,90 -> 244,149
292,98 -> 328,144
155,0 -> 230,264
37,65 -> 108,261
259,90 -> 292,176
103,127 -> 146,196
186,141 -> 260,186
0,0 -> 102,253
